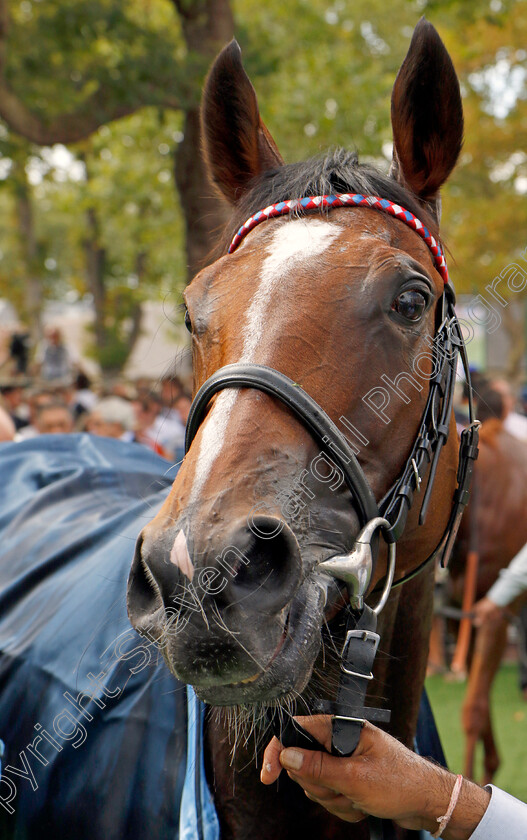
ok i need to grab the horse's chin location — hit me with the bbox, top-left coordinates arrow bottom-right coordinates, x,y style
186,580 -> 326,707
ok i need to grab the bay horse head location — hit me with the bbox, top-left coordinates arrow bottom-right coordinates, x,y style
128,20 -> 466,712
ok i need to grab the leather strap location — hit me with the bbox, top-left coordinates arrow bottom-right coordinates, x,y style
266,708 -> 324,752
185,363 -> 380,528
330,606 -> 389,756
185,298 -> 478,575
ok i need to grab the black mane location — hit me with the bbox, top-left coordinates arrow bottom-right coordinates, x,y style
220,147 -> 438,253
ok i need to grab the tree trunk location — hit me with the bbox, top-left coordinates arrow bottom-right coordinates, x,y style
172,0 -> 234,280
175,107 -> 230,279
127,250 -> 147,357
13,163 -> 43,349
83,206 -> 107,351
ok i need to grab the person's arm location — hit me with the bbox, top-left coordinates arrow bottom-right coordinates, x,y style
473,542 -> 527,625
261,716 -> 491,839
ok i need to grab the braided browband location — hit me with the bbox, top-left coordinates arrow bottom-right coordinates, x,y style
228,194 -> 448,284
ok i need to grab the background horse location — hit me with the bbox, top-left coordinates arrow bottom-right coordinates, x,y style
128,19 -> 466,840
448,405 -> 527,784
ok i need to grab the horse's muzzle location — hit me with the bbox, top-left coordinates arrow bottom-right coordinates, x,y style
126,515 -> 303,678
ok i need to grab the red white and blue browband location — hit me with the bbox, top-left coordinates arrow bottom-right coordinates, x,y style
228,194 -> 449,285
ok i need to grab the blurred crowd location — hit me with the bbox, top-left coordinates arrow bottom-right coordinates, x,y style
1,326 -> 527,458
0,327 -> 191,462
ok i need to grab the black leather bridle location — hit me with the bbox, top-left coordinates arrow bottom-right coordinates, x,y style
183,207 -> 480,763
185,290 -> 479,587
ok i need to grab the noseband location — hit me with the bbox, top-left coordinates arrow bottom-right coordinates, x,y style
185,194 -> 479,756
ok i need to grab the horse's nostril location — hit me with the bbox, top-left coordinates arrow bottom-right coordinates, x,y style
222,516 -> 301,612
233,532 -> 285,588
127,532 -> 163,628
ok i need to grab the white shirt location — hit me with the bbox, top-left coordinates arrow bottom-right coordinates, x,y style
470,785 -> 527,837
486,542 -> 527,607
504,411 -> 527,443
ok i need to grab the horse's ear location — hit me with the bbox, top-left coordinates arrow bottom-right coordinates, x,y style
201,39 -> 284,204
390,18 -> 463,219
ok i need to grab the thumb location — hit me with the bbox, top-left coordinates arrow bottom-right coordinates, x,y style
279,745 -> 348,792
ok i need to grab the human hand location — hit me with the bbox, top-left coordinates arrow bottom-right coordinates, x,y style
472,597 -> 503,627
260,715 -> 490,838
261,715 -> 366,824
261,715 -> 446,829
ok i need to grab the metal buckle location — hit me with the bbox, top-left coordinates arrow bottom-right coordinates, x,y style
341,628 -> 379,676
340,667 -> 374,679
411,457 -> 421,491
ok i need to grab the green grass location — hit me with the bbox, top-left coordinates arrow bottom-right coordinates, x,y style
426,663 -> 527,801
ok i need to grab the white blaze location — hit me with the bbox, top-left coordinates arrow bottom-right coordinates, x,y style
186,218 -> 342,510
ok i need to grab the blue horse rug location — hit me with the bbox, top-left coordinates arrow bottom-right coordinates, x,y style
0,435 -> 443,839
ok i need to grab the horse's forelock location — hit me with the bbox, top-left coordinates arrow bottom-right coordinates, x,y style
214,148 -> 440,257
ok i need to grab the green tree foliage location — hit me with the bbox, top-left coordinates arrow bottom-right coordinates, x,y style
0,113 -> 186,369
234,0 -> 526,287
0,0 -> 184,142
0,0 -> 525,373
0,0 -> 231,372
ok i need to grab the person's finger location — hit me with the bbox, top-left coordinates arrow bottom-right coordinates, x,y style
279,745 -> 348,792
261,715 -> 333,785
263,716 -> 374,789
260,715 -> 331,785
291,714 -> 333,752
261,736 -> 284,784
293,715 -> 376,760
286,775 -> 341,801
473,598 -> 502,627
302,789 -> 367,823
278,722 -> 381,794
472,601 -> 489,625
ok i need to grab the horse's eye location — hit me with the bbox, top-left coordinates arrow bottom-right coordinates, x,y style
391,290 -> 427,322
184,309 -> 192,333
